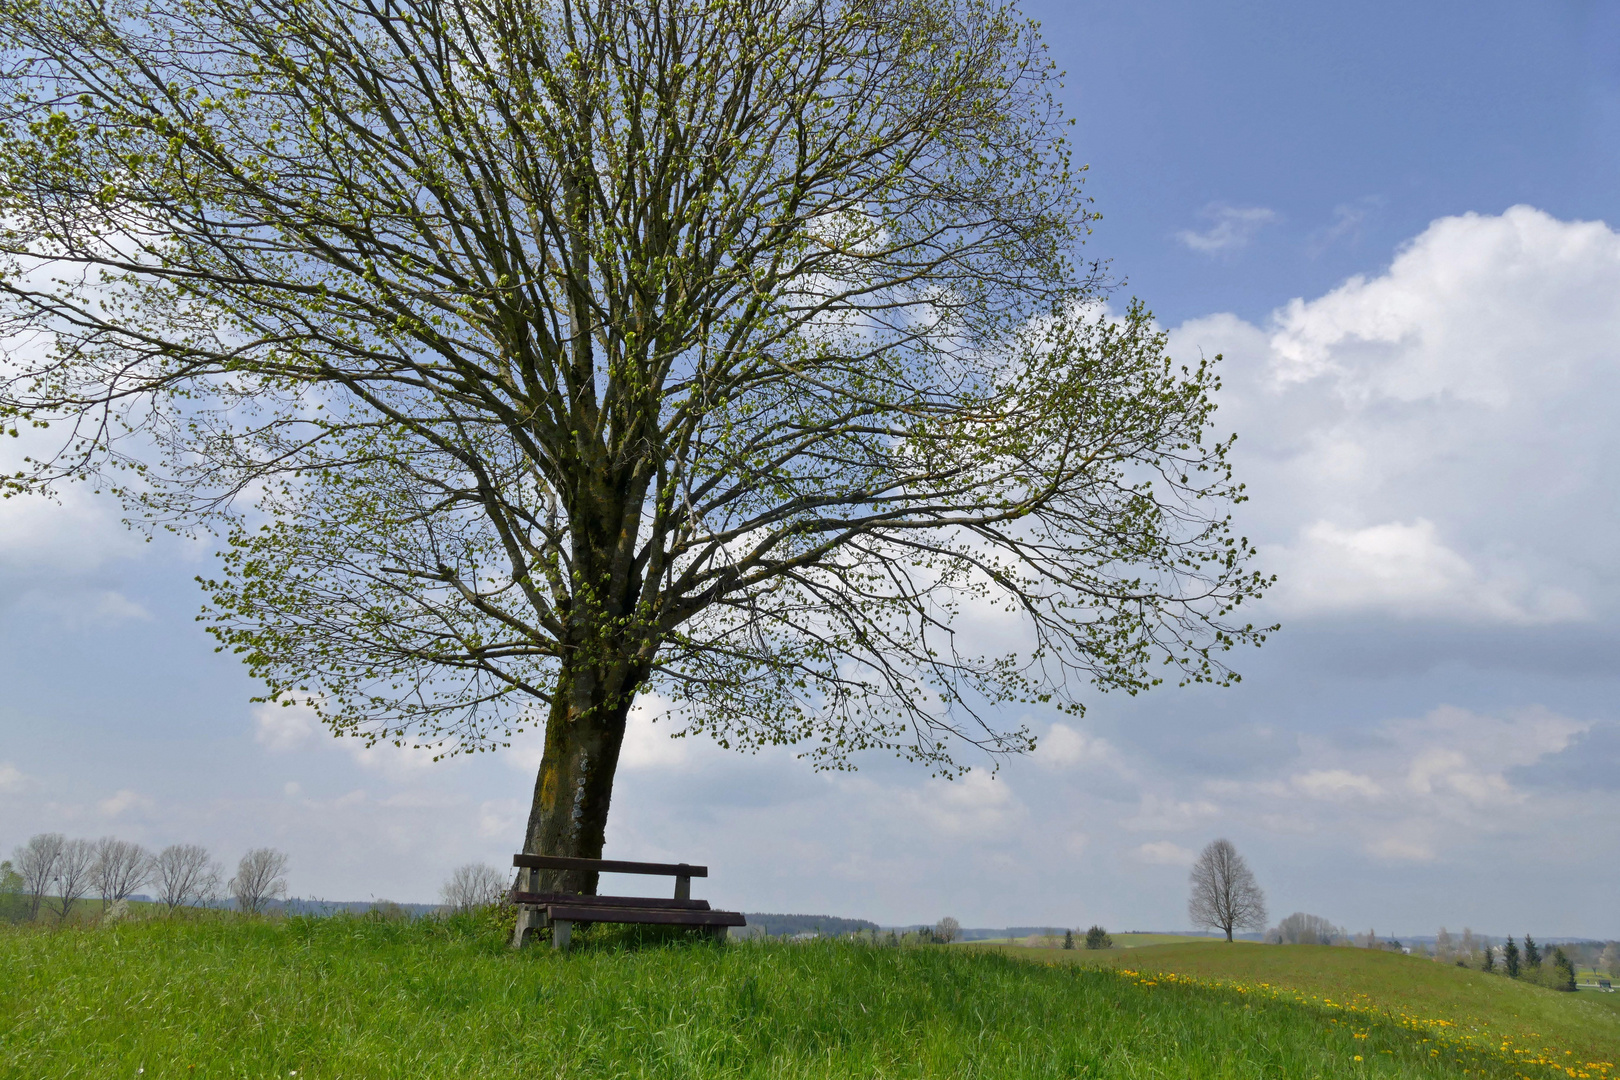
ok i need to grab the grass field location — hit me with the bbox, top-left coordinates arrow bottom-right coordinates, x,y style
971,939 -> 1620,1068
968,932 -> 1211,948
3,916 -> 1615,1078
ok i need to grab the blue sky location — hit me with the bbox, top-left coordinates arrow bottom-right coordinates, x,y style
4,0 -> 1619,938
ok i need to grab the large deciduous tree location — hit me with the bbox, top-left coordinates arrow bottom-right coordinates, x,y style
1188,837 -> 1266,942
0,0 -> 1271,894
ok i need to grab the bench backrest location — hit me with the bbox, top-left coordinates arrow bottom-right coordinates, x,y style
512,854 -> 707,900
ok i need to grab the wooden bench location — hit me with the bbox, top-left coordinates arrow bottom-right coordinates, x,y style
510,853 -> 746,950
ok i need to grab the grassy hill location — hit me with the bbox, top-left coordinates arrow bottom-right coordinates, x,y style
2,916 -> 1612,1078
974,938 -> 1620,1068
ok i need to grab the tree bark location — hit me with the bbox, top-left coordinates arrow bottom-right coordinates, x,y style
519,652 -> 643,894
511,648 -> 644,946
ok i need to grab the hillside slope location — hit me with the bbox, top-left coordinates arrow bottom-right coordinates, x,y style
984,939 -> 1620,1065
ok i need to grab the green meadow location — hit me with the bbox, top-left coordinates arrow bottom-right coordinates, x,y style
977,939 -> 1620,1070
3,915 -> 1615,1079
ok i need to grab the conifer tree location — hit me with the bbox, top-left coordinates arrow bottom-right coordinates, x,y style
1523,935 -> 1541,969
1504,936 -> 1521,977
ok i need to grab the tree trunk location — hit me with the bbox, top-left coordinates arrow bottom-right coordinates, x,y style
519,653 -> 642,895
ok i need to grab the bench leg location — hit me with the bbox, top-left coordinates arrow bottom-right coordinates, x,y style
512,905 -> 540,948
552,919 -> 572,952
709,925 -> 728,943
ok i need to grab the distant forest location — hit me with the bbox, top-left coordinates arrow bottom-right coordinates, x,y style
739,913 -> 881,937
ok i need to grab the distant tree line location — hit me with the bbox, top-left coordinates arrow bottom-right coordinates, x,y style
3,834 -> 288,922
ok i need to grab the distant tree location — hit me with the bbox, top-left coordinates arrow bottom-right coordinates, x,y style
440,864 -> 508,914
1523,935 -> 1541,969
0,859 -> 23,922
1482,944 -> 1495,973
1601,942 -> 1620,979
13,833 -> 65,921
934,917 -> 961,945
1187,839 -> 1267,942
151,845 -> 222,914
230,848 -> 291,915
1273,912 -> 1341,946
1435,927 -> 1454,961
1503,936 -> 1521,977
91,838 -> 151,911
1085,924 -> 1114,949
53,838 -> 96,921
1063,928 -> 1076,950
1551,947 -> 1577,992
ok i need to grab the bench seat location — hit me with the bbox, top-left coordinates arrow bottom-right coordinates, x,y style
541,903 -> 746,928
510,854 -> 746,950
512,891 -> 712,911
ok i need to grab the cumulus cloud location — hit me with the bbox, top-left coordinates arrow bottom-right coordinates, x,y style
1174,205 -> 1620,628
0,761 -> 26,793
1177,204 -> 1279,253
1268,519 -> 1586,624
1038,723 -> 1124,771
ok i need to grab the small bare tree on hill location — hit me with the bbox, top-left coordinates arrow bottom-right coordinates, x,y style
13,833 -> 65,921
230,848 -> 290,915
1187,838 -> 1266,942
1269,911 -> 1340,945
151,845 -> 222,913
441,864 -> 508,914
92,838 -> 152,910
53,838 -> 96,920
934,916 -> 961,944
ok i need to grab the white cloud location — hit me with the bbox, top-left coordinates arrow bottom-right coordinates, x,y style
619,694 -> 691,770
253,701 -> 319,752
1174,206 -> 1620,626
1038,723 -> 1123,771
253,698 -> 442,779
98,788 -> 152,818
1269,519 -> 1586,624
897,770 -> 1027,840
346,739 -> 440,779
1291,769 -> 1381,800
1200,705 -> 1586,859
1177,205 -> 1279,253
1134,841 -> 1195,866
0,761 -> 26,793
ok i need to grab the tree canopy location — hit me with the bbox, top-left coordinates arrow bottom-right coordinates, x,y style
0,0 -> 1271,890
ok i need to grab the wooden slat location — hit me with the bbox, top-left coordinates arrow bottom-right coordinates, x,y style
541,904 -> 746,928
511,890 -> 710,911
512,854 -> 708,878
